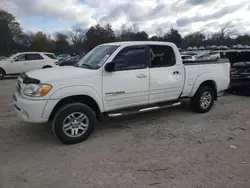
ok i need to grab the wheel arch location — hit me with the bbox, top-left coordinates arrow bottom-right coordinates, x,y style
0,67 -> 6,79
49,95 -> 101,121
189,73 -> 218,100
199,80 -> 217,100
191,80 -> 217,100
0,67 -> 6,74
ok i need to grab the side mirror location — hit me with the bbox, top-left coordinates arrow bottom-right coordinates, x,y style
105,62 -> 115,72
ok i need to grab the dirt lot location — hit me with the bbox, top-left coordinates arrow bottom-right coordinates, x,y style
0,78 -> 250,188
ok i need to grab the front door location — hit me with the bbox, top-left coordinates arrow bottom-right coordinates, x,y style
103,46 -> 150,111
7,54 -> 27,74
148,45 -> 184,104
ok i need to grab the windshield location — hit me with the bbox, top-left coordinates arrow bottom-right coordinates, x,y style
78,45 -> 119,69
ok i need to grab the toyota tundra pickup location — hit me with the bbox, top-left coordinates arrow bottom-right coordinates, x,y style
13,41 -> 230,144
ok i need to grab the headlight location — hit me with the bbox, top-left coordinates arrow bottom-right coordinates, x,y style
23,84 -> 52,97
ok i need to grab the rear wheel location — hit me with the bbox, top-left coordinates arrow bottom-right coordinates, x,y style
0,68 -> 5,80
52,103 -> 96,144
190,86 -> 215,113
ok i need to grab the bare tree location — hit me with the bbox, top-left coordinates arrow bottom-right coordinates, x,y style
211,22 -> 237,44
68,27 -> 86,46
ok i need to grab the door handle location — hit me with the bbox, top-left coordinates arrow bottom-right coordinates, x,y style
173,71 -> 180,75
137,74 -> 147,78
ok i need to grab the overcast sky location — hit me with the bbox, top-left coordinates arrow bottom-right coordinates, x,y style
1,0 -> 250,36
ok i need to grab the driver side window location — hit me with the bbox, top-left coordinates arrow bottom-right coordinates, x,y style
15,55 -> 26,62
113,46 -> 147,71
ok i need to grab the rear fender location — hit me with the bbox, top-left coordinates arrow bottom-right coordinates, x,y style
189,72 -> 216,97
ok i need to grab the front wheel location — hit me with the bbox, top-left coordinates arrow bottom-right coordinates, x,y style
190,86 -> 215,113
52,103 -> 96,144
0,68 -> 5,80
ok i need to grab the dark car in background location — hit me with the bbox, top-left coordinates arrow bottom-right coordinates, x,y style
59,53 -> 85,66
228,51 -> 250,93
57,54 -> 71,63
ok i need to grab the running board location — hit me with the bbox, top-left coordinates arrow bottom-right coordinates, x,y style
108,102 -> 181,117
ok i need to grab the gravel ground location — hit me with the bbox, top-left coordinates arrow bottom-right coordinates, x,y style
0,78 -> 250,188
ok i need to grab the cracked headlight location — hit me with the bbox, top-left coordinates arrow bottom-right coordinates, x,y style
23,84 -> 52,97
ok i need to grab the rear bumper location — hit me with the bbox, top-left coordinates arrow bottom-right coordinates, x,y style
13,92 -> 48,123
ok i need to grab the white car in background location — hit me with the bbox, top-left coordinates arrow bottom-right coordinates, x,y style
243,45 -> 250,49
209,52 -> 221,61
195,52 -> 211,61
0,52 -> 59,80
236,44 -> 244,49
181,55 -> 196,61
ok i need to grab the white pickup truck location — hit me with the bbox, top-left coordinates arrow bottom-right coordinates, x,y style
13,41 -> 230,144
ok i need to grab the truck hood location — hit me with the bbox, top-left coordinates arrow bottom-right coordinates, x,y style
26,66 -> 95,83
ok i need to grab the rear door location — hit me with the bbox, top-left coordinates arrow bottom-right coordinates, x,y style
102,45 -> 150,111
25,53 -> 45,72
148,45 -> 184,103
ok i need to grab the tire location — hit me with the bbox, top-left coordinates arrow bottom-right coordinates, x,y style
190,86 -> 215,113
52,103 -> 96,144
0,68 -> 5,80
42,66 -> 52,69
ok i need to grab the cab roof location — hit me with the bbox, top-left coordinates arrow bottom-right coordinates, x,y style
101,41 -> 175,47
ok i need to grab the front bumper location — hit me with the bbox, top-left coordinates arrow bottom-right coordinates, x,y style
13,92 -> 49,123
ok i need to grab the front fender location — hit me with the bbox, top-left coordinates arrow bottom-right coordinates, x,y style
189,72 -> 217,97
48,85 -> 104,112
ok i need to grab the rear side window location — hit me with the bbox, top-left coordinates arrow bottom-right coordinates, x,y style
45,53 -> 57,59
113,46 -> 147,71
149,45 -> 176,68
26,54 -> 44,60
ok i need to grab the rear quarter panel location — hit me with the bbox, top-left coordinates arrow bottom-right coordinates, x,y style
182,62 -> 230,97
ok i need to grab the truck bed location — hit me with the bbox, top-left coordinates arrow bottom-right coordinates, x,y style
181,58 -> 230,97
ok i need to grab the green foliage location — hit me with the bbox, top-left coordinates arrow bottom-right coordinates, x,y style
163,28 -> 182,47
183,32 -> 206,46
0,9 -> 22,55
85,24 -> 116,51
